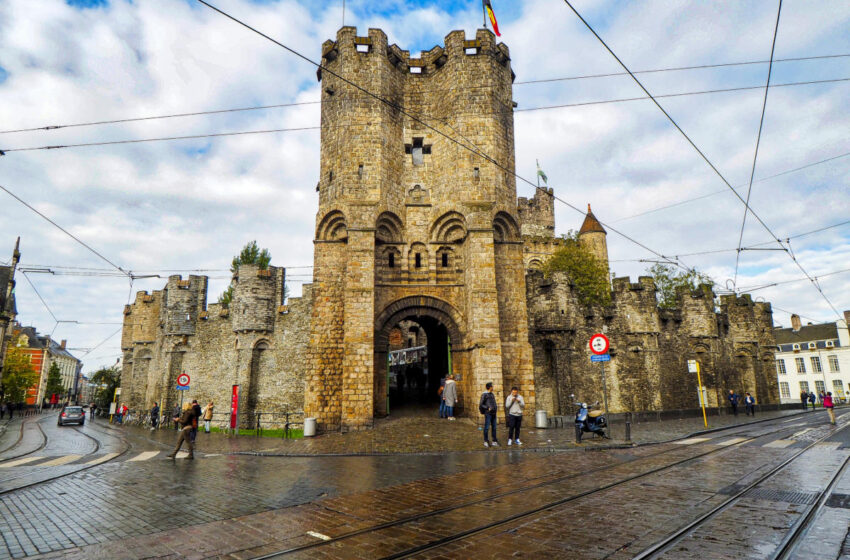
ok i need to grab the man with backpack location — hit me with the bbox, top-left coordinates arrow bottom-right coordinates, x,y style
728,390 -> 739,417
479,382 -> 499,448
744,393 -> 756,416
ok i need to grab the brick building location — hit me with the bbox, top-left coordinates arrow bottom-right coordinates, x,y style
118,27 -> 780,430
0,239 -> 20,383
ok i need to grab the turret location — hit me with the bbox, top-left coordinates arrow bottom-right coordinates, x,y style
161,275 -> 207,336
578,204 -> 608,273
517,187 -> 555,238
231,265 -> 284,333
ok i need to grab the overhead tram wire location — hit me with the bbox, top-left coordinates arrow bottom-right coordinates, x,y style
1,76 -> 848,148
734,0 -> 783,289
193,0 -> 691,275
0,184 -> 131,278
613,148 -> 850,223
20,271 -> 58,324
560,0 -> 843,320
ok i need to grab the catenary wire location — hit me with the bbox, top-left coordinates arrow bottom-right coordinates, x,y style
560,0 -> 843,320
0,184 -> 131,277
2,52 -> 846,136
194,0 -> 692,274
80,327 -> 123,358
2,76 -> 848,154
613,148 -> 850,223
20,271 -> 58,323
734,0 -> 783,288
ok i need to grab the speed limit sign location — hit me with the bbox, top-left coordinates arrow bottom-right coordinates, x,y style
177,373 -> 191,387
589,333 -> 609,355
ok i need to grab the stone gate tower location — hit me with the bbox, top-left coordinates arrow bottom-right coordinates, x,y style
305,27 -> 535,431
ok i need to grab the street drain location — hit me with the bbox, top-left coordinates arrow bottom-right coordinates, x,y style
717,485 -> 817,505
826,493 -> 850,509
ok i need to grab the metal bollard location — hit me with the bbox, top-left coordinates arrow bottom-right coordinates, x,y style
625,420 -> 631,442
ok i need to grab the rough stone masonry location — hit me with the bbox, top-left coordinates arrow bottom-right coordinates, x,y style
118,27 -> 778,431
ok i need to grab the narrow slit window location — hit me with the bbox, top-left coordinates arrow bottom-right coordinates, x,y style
441,253 -> 448,267
388,253 -> 395,268
412,138 -> 424,166
415,253 -> 422,268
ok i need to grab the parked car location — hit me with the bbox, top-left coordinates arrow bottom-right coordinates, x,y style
58,405 -> 85,426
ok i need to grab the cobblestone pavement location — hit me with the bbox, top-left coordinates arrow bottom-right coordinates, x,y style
0,408 -> 845,559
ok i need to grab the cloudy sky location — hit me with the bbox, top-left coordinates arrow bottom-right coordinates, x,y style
1,0 -> 848,374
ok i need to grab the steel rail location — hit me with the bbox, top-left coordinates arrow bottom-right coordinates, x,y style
254,416 -> 817,559
0,416 -> 49,463
632,420 -> 850,559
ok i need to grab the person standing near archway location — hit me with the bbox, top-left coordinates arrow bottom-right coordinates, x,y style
443,374 -> 458,420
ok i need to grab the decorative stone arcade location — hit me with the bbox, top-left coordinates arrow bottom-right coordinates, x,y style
304,27 -> 536,431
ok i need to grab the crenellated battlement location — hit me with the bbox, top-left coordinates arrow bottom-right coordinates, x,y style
319,27 -> 511,79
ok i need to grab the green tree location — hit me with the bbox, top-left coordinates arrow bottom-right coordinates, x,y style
1,346 -> 40,403
542,232 -> 611,306
44,362 -> 64,400
89,365 -> 121,411
647,263 -> 714,309
218,240 -> 272,306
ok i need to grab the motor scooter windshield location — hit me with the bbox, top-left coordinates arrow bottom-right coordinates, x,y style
576,409 -> 588,422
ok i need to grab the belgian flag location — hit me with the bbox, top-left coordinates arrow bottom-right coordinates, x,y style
483,0 -> 501,37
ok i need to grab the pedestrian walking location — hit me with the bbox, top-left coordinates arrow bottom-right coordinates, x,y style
479,382 -> 499,447
7,402 -> 13,420
819,391 -> 826,405
0,402 -> 6,419
190,400 -> 201,443
114,402 -> 124,424
172,404 -> 181,430
824,392 -> 836,425
442,374 -> 458,420
728,390 -> 739,417
744,393 -> 756,416
505,386 -> 525,446
202,401 -> 214,433
438,377 -> 447,418
167,403 -> 196,460
800,390 -> 809,410
150,402 -> 160,430
809,392 -> 816,411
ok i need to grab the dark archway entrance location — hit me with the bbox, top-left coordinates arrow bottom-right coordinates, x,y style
374,296 -> 466,418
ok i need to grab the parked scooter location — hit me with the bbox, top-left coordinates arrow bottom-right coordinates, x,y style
574,400 -> 608,442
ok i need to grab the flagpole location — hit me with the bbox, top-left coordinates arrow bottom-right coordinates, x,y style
536,159 -> 540,188
342,0 -> 346,27
483,2 -> 487,28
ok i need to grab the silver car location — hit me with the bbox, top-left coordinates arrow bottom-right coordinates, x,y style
58,405 -> 85,426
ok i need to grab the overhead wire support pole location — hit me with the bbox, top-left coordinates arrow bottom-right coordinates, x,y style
734,0 -> 783,289
560,0 -> 844,320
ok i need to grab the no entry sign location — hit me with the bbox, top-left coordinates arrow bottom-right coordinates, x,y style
589,333 -> 609,355
177,373 -> 191,387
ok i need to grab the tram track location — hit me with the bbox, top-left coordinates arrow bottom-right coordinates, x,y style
632,421 -> 850,560
0,415 -> 49,463
253,413 -> 831,560
0,415 -> 132,496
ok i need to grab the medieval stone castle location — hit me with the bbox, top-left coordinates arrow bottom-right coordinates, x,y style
119,27 -> 779,431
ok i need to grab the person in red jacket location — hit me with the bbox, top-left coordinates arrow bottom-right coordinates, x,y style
824,392 -> 836,425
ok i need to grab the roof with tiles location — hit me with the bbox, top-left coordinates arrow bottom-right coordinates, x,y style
578,204 -> 606,235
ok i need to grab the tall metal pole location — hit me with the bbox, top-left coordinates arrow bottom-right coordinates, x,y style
600,362 -> 609,419
342,0 -> 345,27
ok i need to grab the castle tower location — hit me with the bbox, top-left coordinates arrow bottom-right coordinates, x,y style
579,204 -> 609,272
306,27 -> 535,431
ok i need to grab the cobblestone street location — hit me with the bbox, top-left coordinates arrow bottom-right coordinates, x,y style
0,408 -> 846,559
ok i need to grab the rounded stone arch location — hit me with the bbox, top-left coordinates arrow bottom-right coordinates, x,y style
375,296 -> 465,350
316,210 -> 348,241
375,211 -> 404,244
493,211 -> 520,243
135,348 -> 153,360
253,338 -> 272,351
430,211 -> 467,244
527,258 -> 544,271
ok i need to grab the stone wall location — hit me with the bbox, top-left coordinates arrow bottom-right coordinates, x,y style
120,267 -> 312,429
526,270 -> 778,415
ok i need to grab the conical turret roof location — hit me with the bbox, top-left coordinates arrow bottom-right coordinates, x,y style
579,204 -> 606,235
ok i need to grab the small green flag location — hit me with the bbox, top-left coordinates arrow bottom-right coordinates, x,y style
536,160 -> 548,184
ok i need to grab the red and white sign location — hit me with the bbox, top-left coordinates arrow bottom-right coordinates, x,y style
177,373 -> 191,386
230,384 -> 239,429
589,333 -> 610,355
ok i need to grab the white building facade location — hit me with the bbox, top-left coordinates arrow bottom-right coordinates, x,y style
774,314 -> 850,404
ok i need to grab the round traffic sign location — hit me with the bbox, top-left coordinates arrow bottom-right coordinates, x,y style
589,333 -> 609,355
177,373 -> 190,386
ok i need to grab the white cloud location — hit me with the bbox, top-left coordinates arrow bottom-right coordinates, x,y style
1,0 -> 849,373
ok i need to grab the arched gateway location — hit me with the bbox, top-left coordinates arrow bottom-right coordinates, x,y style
304,27 -> 535,431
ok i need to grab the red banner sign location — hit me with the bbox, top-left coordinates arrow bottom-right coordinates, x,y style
230,384 -> 239,429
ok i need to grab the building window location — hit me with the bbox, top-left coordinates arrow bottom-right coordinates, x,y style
833,379 -> 844,396
795,357 -> 806,374
815,380 -> 826,394
388,253 -> 395,268
441,253 -> 449,268
828,355 -> 840,373
811,356 -> 822,373
799,381 -> 810,394
776,359 -> 786,375
779,382 -> 790,399
415,253 -> 421,268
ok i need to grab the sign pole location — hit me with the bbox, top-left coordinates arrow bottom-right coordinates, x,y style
601,362 -> 609,420
695,361 -> 708,428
